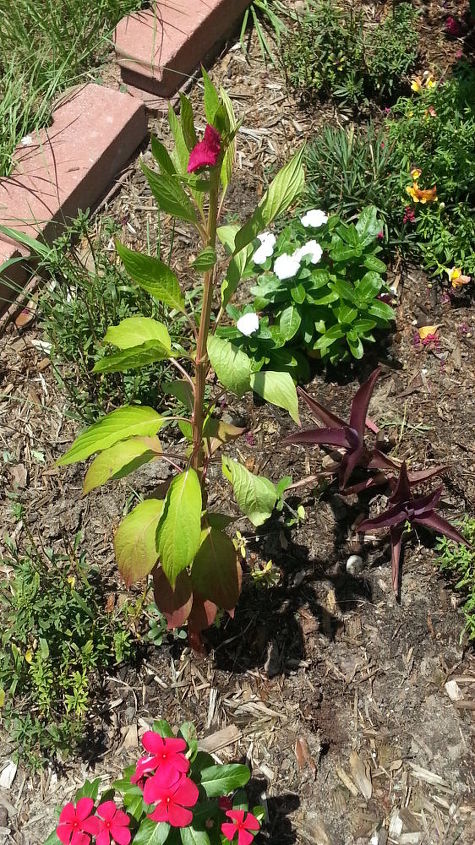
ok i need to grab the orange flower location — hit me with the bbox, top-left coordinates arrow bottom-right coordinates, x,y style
447,267 -> 472,288
406,183 -> 437,203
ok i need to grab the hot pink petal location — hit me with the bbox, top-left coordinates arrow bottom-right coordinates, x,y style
56,825 -> 72,845
167,803 -> 193,828
112,810 -> 130,828
59,804 -> 77,825
97,802 -> 117,822
221,822 -> 238,842
96,830 -> 111,845
76,798 -> 95,821
110,825 -> 132,845
82,816 -> 102,835
243,814 -> 260,832
187,125 -> 221,173
70,833 -> 90,845
238,831 -> 255,845
173,777 -> 199,807
142,732 -> 166,754
226,811 -> 246,824
148,804 -> 168,823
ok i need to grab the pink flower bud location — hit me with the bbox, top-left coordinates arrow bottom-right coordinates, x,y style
188,125 -> 221,173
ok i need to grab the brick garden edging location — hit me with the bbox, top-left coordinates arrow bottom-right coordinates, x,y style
0,0 -> 252,321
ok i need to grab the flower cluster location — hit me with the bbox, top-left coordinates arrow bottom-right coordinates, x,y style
406,168 -> 437,205
57,798 -> 130,845
411,72 -> 437,93
131,732 -> 197,827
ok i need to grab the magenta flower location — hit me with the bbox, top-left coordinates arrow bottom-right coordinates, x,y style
131,733 -> 189,784
187,124 -> 221,173
403,206 -> 416,224
56,798 -> 100,845
221,810 -> 260,845
94,802 -> 131,845
218,796 -> 233,812
445,16 -> 462,37
146,772 -> 199,827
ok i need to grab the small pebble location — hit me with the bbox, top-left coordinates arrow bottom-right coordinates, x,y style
346,554 -> 363,575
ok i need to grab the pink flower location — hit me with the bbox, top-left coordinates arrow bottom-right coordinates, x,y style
131,733 -> 190,784
95,802 -> 131,845
403,206 -> 416,224
221,810 -> 260,845
445,16 -> 462,37
146,772 -> 199,827
187,125 -> 221,173
377,230 -> 384,240
218,797 -> 233,812
56,798 -> 100,845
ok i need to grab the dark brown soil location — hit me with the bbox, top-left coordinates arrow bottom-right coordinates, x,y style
1,3 -> 474,844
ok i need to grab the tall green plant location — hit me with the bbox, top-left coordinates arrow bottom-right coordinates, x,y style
58,72 -> 304,646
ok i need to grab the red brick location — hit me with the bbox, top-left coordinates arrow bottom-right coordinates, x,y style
115,0 -> 251,97
0,83 -> 147,313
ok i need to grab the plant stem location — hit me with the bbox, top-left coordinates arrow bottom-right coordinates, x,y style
191,169 -> 220,472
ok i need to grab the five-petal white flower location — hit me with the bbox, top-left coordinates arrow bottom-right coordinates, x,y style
300,209 -> 328,229
293,240 -> 323,265
253,231 -> 276,265
237,312 -> 260,336
274,252 -> 301,281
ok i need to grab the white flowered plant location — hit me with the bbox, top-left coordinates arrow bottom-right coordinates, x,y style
300,209 -> 328,228
253,231 -> 276,265
293,239 -> 323,265
236,312 -> 260,336
273,252 -> 301,280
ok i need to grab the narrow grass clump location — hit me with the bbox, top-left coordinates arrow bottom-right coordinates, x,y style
0,0 -> 144,176
436,518 -> 475,642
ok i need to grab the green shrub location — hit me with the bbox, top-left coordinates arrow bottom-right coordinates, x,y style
436,518 -> 475,642
39,214 -> 182,423
0,528 -> 134,768
281,1 -> 419,107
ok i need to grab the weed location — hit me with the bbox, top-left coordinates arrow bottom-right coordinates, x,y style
0,530 -> 134,768
240,1 -> 290,64
436,518 -> 475,642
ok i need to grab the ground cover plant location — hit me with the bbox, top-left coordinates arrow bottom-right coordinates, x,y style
0,0 -> 144,176
0,526 -> 133,768
436,517 -> 475,641
44,720 -> 263,845
57,72 -> 305,648
281,1 -> 419,108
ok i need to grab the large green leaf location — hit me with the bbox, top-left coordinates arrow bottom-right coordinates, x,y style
133,819 -> 170,845
202,67 -> 221,125
250,370 -> 299,423
58,406 -> 164,465
220,86 -> 237,192
355,206 -> 382,247
200,764 -> 250,797
116,241 -> 185,312
83,436 -> 162,493
222,458 -> 278,527
105,317 -> 171,351
207,335 -> 251,397
279,305 -> 301,341
157,469 -> 202,586
356,271 -> 383,302
142,164 -> 197,224
217,224 -> 254,306
179,93 -> 198,151
168,104 -> 190,174
151,135 -> 176,175
191,527 -> 241,610
234,148 -> 305,252
180,828 -> 211,845
93,340 -> 172,374
192,247 -> 217,272
114,499 -> 164,586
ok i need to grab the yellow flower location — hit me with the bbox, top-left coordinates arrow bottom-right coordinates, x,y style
411,77 -> 422,93
447,267 -> 472,288
406,183 -> 437,203
425,74 -> 437,89
411,168 -> 422,180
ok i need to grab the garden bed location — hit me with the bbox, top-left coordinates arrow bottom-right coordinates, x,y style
0,2 -> 474,844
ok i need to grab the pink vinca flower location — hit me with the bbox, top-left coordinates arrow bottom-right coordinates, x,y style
445,16 -> 462,37
187,124 -> 221,173
95,801 -> 131,845
57,798 -> 100,845
131,732 -> 190,784
146,772 -> 199,827
221,810 -> 260,845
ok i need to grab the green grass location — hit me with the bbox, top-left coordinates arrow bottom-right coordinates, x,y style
0,0 -> 146,177
436,518 -> 475,643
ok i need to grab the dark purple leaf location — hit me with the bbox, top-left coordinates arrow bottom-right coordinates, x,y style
407,465 -> 447,484
414,512 -> 469,546
340,472 -> 388,495
340,445 -> 367,488
283,426 -> 352,449
413,486 -> 443,516
358,503 -> 407,532
368,449 -> 400,472
389,461 -> 412,503
390,523 -> 404,594
297,386 -> 346,428
349,368 -> 381,436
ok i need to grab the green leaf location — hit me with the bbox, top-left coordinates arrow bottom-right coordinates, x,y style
222,457 -> 278,527
153,719 -> 175,737
133,819 -> 170,845
123,791 -> 144,822
179,94 -> 197,151
200,763 -> 250,797
356,271 -> 383,302
142,164 -> 197,224
191,527 -> 241,610
220,86 -> 237,191
202,67 -> 221,124
43,831 -> 61,845
162,379 -> 194,410
181,828 -> 210,845
355,206 -> 382,247
114,499 -> 164,586
151,136 -> 176,175
368,300 -> 396,321
168,104 -> 190,175
105,317 -> 171,351
157,469 -> 202,586
83,436 -> 162,493
330,242 -> 356,262
192,247 -> 217,272
75,778 -> 100,801
279,305 -> 301,341
116,241 -> 185,313
250,370 -> 299,423
207,335 -> 251,398
234,148 -> 306,252
337,304 -> 358,325
348,335 -> 364,358
178,721 -> 198,759
363,254 -> 386,273
58,406 -> 164,465
93,340 -> 172,374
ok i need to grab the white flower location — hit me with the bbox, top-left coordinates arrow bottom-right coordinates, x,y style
253,231 -> 276,265
273,252 -> 301,280
300,209 -> 328,229
237,312 -> 260,336
294,240 -> 323,265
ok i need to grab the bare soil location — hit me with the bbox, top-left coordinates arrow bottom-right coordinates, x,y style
0,2 -> 474,844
